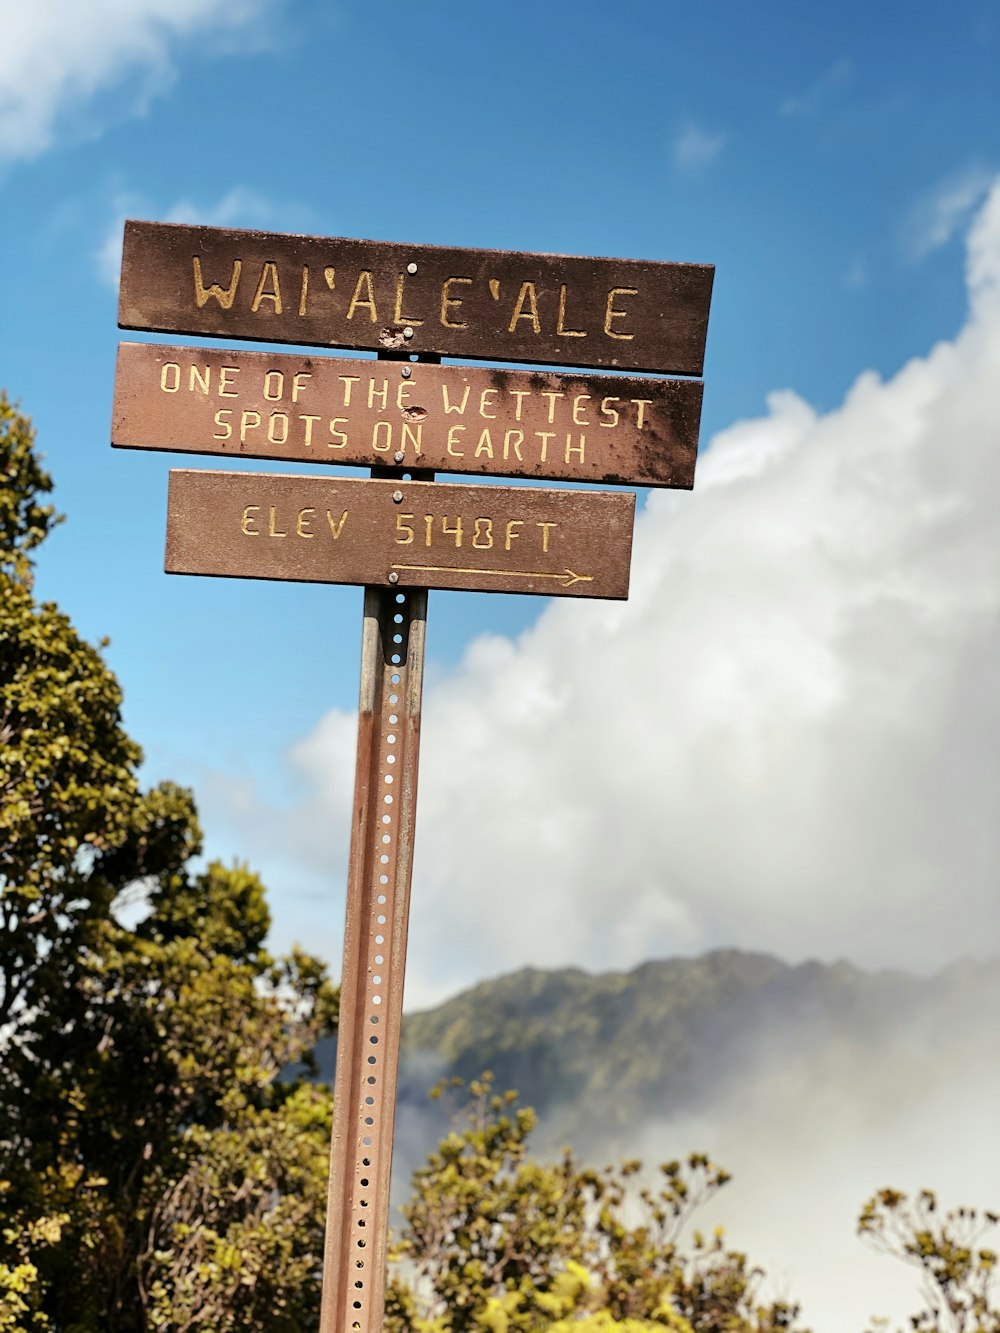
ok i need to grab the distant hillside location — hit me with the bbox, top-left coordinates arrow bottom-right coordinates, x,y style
394,949 -> 1000,1151
308,949 -> 1000,1165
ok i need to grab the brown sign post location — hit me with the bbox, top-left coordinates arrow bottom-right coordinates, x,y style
112,220 -> 713,1333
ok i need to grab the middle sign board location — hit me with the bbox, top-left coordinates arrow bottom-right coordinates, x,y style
113,342 -> 702,489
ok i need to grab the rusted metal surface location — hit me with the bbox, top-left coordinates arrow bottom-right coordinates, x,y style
319,584 -> 426,1333
114,341 -> 703,489
164,470 -> 635,599
118,220 -> 714,375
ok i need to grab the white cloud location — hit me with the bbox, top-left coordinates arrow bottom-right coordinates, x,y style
0,0 -> 281,163
203,180 -> 1000,1011
780,57 -> 854,116
97,186 -> 280,287
906,165 -> 995,259
672,120 -> 725,170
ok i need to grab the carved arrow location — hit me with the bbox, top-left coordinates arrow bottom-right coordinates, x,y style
391,563 -> 594,588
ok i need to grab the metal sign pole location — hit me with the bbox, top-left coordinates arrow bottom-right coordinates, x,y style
319,579 -> 427,1333
320,353 -> 437,1333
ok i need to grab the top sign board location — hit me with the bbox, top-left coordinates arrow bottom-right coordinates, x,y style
119,222 -> 714,376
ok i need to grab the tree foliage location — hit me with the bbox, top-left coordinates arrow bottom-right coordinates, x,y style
0,392 -> 195,1056
0,397 -> 338,1329
0,393 -> 60,586
860,1188 -> 1000,1333
386,1075 -> 807,1333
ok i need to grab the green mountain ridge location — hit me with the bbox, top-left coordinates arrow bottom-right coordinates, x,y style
306,948 -> 999,1170
391,948 -> 1000,1152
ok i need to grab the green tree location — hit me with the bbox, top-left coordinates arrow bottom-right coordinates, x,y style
0,391 -> 197,1058
0,393 -> 60,584
860,1188 -> 1000,1333
386,1076 -> 807,1333
0,396 -> 338,1330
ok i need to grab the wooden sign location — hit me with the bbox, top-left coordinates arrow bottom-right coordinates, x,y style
119,221 -> 714,375
113,341 -> 703,489
165,470 -> 635,599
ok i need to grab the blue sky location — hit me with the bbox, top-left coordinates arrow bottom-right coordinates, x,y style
3,0 -> 999,970
4,2 -> 1000,1324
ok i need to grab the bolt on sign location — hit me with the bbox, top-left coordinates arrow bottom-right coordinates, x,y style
111,219 -> 714,1333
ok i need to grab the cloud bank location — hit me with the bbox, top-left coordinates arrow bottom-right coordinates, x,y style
0,0 -> 279,162
203,181 -> 1000,1009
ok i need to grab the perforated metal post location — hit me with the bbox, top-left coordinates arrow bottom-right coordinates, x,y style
319,584 -> 426,1333
319,353 -> 436,1333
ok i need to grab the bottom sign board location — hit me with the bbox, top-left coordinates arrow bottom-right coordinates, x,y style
165,470 -> 635,599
